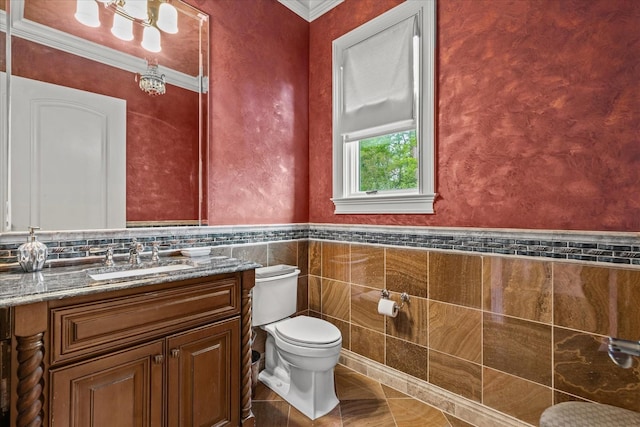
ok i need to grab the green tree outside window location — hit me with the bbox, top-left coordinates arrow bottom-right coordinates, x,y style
358,130 -> 418,192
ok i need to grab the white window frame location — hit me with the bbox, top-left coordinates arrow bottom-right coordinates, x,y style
331,0 -> 436,214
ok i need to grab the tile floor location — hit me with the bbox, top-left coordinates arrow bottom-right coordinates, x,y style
252,365 -> 475,426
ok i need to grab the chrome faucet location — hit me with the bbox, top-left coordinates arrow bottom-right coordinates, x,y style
150,241 -> 171,262
89,246 -> 115,267
128,238 -> 145,265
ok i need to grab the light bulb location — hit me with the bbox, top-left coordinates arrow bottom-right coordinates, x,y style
74,0 -> 100,28
157,3 -> 178,34
123,0 -> 148,21
111,14 -> 134,41
141,26 -> 161,52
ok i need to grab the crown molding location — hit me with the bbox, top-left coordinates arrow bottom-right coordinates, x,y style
278,0 -> 344,22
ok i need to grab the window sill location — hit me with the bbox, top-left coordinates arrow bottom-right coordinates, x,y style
332,193 -> 436,214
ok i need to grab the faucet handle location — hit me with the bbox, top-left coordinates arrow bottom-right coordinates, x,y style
128,238 -> 144,265
151,242 -> 171,262
130,238 -> 144,254
89,246 -> 115,267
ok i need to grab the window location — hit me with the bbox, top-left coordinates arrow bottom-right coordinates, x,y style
332,0 -> 436,214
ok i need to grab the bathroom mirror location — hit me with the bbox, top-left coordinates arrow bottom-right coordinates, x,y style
1,0 -> 208,232
1,1 -> 7,235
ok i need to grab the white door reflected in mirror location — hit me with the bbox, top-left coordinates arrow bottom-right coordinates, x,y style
9,75 -> 126,231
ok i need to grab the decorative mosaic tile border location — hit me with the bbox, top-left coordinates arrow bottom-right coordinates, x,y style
0,224 -> 309,265
310,224 -> 640,266
2,223 -> 639,268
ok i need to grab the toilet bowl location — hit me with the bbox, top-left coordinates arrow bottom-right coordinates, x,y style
252,265 -> 342,420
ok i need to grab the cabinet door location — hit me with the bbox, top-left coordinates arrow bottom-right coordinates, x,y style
49,341 -> 164,427
167,318 -> 240,427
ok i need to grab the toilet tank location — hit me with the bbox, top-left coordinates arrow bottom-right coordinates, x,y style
252,265 -> 300,327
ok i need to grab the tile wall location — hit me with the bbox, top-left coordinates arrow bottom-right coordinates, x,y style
307,238 -> 640,426
2,224 -> 639,426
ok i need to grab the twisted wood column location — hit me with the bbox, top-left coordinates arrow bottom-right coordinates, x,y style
16,332 -> 45,427
240,270 -> 255,426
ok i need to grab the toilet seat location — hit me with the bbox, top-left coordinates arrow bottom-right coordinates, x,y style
275,316 -> 341,348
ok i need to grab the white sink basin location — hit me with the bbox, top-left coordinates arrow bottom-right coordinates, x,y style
89,264 -> 194,281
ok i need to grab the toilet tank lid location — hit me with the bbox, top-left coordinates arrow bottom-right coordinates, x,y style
275,316 -> 341,345
255,264 -> 297,279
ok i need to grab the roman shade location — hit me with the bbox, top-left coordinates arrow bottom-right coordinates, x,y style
340,14 -> 418,141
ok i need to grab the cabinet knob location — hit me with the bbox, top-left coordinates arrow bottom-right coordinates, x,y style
170,348 -> 180,358
153,354 -> 164,364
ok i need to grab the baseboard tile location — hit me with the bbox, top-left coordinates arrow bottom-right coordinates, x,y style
339,349 -> 532,427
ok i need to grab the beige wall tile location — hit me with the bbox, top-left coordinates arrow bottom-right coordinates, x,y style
554,263 -> 640,340
322,241 -> 350,282
351,324 -> 385,363
296,275 -> 308,313
297,240 -> 309,276
387,296 -> 429,347
210,246 -> 232,257
351,244 -> 385,288
267,240 -> 298,267
321,278 -> 350,321
232,243 -> 268,265
429,301 -> 481,363
483,257 -> 552,323
428,350 -> 482,402
386,336 -> 428,381
483,367 -> 552,425
429,252 -> 482,308
307,238 -> 640,423
308,275 -> 321,312
385,247 -> 428,298
351,284 -> 385,333
483,313 -> 552,386
554,327 -> 640,412
309,240 -> 321,276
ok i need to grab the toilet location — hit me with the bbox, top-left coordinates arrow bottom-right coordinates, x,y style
252,265 -> 342,420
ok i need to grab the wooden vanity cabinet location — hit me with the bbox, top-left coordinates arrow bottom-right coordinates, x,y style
49,340 -> 166,427
11,270 -> 255,427
167,319 -> 240,426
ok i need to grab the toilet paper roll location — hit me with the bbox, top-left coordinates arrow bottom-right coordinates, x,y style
378,298 -> 398,318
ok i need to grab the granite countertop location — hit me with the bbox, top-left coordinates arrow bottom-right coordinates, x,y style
0,255 -> 261,308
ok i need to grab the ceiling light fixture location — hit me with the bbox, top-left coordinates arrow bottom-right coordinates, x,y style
135,60 -> 166,96
74,0 -> 179,53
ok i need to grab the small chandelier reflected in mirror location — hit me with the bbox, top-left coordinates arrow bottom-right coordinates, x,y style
136,61 -> 166,96
74,0 -> 179,53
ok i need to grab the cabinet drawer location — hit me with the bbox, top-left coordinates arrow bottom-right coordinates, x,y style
51,277 -> 240,365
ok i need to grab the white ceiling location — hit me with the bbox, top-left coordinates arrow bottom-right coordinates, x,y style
278,0 -> 344,22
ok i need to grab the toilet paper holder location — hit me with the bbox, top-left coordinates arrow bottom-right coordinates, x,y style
381,289 -> 410,310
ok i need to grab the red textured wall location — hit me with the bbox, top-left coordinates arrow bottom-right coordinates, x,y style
192,0 -> 310,225
309,0 -> 640,231
12,38 -> 201,223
